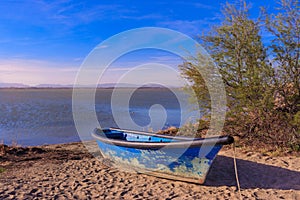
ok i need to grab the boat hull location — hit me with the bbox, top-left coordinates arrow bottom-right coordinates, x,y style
93,128 -> 233,184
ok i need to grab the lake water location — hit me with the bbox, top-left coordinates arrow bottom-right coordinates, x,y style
0,88 -> 197,146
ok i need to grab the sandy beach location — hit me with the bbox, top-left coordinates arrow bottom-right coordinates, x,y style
0,142 -> 299,200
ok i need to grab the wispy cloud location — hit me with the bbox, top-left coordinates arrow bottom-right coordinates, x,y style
73,57 -> 84,62
0,0 -> 224,87
96,45 -> 109,49
120,13 -> 164,20
0,39 -> 13,44
0,58 -> 184,86
0,1 -> 133,28
99,64 -> 186,87
158,18 -> 219,36
0,58 -> 78,86
176,1 -> 216,10
106,67 -> 135,72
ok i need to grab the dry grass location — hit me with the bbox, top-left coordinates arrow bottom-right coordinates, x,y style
159,125 -> 300,157
0,167 -> 6,173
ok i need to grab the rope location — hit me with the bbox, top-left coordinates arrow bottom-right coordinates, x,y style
233,142 -> 242,200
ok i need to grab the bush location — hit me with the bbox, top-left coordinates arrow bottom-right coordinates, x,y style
180,0 -> 299,152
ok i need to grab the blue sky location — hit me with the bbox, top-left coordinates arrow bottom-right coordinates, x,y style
0,0 -> 277,86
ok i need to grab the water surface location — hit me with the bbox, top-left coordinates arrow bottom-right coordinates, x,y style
0,88 -> 194,146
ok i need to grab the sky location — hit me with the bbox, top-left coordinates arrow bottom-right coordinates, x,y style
0,0 -> 278,86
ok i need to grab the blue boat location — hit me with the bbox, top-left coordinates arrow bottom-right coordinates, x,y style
92,127 -> 234,184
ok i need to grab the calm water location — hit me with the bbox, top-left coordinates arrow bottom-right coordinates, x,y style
0,88 -> 195,146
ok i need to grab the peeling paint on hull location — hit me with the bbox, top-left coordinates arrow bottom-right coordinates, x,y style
97,141 -> 222,184
92,128 -> 231,184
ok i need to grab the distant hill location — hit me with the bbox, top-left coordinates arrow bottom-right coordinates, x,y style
0,83 -> 30,88
0,83 -> 73,88
96,83 -> 178,88
0,82 -> 179,88
96,83 -> 165,88
35,84 -> 74,88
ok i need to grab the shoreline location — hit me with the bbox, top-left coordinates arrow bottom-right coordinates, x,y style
1,141 -> 299,199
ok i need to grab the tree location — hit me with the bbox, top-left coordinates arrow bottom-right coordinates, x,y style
265,0 -> 300,150
180,1 -> 274,135
180,0 -> 300,151
265,0 -> 300,115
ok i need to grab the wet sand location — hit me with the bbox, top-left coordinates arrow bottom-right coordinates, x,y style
0,142 -> 299,199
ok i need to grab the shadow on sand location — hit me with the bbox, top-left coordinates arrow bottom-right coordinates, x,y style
205,155 -> 300,190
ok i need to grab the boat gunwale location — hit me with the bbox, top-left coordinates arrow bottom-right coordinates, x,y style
92,128 -> 234,149
110,127 -> 199,141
